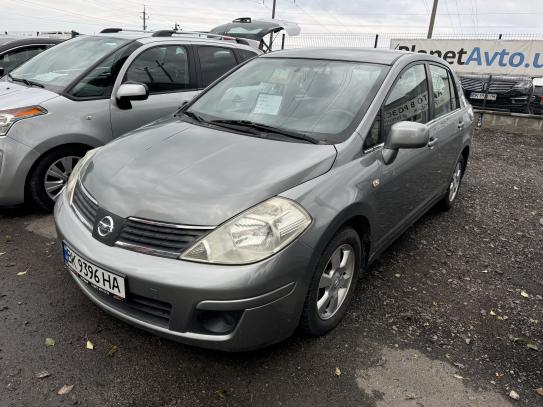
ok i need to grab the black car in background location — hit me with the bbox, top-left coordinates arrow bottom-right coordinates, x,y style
530,85 -> 543,115
459,74 -> 533,114
0,37 -> 61,77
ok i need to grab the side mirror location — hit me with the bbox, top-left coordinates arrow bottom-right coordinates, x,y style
0,67 -> 5,77
116,82 -> 149,110
382,121 -> 429,164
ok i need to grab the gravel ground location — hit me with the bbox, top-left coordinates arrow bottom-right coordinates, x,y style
0,128 -> 542,406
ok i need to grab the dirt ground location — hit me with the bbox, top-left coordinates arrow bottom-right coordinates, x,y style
1,128 -> 542,406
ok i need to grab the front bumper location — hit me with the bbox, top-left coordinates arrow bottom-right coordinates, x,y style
54,193 -> 314,351
0,136 -> 39,206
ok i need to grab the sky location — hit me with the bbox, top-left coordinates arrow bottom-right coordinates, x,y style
2,0 -> 542,36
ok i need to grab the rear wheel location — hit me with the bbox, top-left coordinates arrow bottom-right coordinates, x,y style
439,155 -> 465,211
300,227 -> 363,336
28,146 -> 88,211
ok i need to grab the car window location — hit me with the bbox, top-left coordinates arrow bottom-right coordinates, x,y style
430,65 -> 453,119
124,45 -> 190,93
69,46 -> 131,98
384,64 -> 429,139
1,45 -> 47,74
237,49 -> 258,63
363,115 -> 382,150
448,71 -> 459,109
198,46 -> 238,87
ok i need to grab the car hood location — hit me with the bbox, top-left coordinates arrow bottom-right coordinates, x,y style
0,81 -> 59,110
82,119 -> 336,226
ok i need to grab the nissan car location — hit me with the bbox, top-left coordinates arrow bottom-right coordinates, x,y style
55,48 -> 473,351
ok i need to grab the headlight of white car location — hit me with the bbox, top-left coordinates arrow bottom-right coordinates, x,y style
0,106 -> 47,136
181,197 -> 312,265
65,148 -> 99,205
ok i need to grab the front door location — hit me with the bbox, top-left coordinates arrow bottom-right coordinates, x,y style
372,63 -> 439,247
110,44 -> 199,138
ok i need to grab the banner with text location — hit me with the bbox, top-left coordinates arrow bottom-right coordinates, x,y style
389,39 -> 543,77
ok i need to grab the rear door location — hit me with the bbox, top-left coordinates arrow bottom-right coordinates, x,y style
427,64 -> 464,189
110,43 -> 199,137
194,45 -> 240,90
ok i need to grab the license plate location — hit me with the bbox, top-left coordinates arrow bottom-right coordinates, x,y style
470,92 -> 497,101
63,242 -> 126,298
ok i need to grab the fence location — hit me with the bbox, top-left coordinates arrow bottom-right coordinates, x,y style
282,32 -> 543,50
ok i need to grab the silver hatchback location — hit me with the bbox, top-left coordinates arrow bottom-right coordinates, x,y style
0,31 -> 260,209
55,48 -> 473,351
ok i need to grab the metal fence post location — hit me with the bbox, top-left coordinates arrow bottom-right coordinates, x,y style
498,34 -> 502,39
281,33 -> 285,50
374,34 -> 379,48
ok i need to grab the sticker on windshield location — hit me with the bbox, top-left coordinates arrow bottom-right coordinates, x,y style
253,93 -> 282,115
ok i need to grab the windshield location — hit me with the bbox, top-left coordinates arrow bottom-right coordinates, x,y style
9,36 -> 131,92
187,58 -> 387,143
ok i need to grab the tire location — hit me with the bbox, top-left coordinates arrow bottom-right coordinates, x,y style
300,227 -> 363,337
27,146 -> 88,211
439,155 -> 465,211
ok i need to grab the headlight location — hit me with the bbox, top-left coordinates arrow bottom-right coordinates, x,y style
65,148 -> 99,205
181,197 -> 312,265
0,106 -> 47,136
513,80 -> 532,90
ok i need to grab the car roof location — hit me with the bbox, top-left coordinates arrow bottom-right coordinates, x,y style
262,47 -> 409,65
0,36 -> 62,52
90,32 -> 259,53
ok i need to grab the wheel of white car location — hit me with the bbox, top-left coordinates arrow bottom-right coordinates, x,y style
440,155 -> 465,211
300,226 -> 363,337
28,146 -> 89,211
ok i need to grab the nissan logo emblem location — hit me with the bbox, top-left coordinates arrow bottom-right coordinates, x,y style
97,216 -> 114,237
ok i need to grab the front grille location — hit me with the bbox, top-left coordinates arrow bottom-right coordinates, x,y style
460,77 -> 515,93
116,218 -> 211,258
72,181 -> 98,229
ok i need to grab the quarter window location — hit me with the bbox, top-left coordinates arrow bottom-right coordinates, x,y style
430,65 -> 453,118
124,45 -> 190,93
383,64 -> 430,139
198,46 -> 238,87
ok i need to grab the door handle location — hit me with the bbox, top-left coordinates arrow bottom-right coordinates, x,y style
458,120 -> 464,129
427,137 -> 439,148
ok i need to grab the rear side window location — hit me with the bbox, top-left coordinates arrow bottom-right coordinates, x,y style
383,64 -> 430,139
448,72 -> 460,109
124,45 -> 190,93
237,49 -> 258,62
198,46 -> 237,87
429,65 -> 453,118
1,45 -> 47,74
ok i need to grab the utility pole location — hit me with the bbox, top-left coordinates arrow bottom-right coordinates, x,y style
427,0 -> 438,39
140,5 -> 149,31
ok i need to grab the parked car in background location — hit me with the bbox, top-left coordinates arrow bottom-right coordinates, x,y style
0,36 -> 61,76
459,74 -> 533,113
55,48 -> 473,351
0,29 -> 260,210
530,85 -> 543,115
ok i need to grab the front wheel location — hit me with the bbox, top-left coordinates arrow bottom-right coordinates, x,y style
27,146 -> 88,211
300,227 -> 363,337
439,155 -> 465,211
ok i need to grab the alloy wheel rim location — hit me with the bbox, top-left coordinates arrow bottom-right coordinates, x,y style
44,156 -> 81,201
448,162 -> 462,203
316,243 -> 355,320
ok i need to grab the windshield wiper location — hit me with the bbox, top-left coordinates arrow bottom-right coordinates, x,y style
181,110 -> 205,123
8,73 -> 44,88
209,119 -> 320,144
